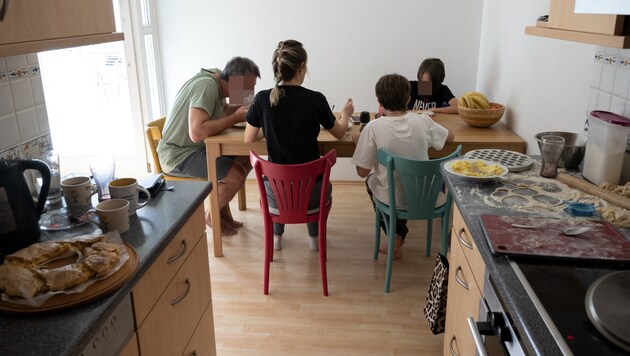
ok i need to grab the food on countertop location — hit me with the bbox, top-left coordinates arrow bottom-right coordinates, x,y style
450,159 -> 506,177
0,237 -> 122,299
600,181 -> 630,198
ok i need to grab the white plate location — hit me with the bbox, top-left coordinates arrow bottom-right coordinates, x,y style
444,158 -> 508,182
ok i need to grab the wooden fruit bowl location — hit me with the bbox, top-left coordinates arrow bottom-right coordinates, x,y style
458,103 -> 505,128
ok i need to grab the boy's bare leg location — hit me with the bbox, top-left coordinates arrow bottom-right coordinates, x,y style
206,156 -> 252,236
378,234 -> 405,259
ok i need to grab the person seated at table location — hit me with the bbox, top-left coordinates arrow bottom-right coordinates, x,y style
352,73 -> 453,259
244,39 -> 354,251
408,58 -> 458,114
157,57 -> 261,236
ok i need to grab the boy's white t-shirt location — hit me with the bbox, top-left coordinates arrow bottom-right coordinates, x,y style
351,112 -> 449,208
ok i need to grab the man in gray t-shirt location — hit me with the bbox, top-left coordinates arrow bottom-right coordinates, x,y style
158,57 -> 260,236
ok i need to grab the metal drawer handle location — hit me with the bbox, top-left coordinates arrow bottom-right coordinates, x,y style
171,278 -> 191,306
467,317 -> 489,356
449,335 -> 457,356
456,227 -> 473,250
455,266 -> 469,290
0,0 -> 9,22
167,240 -> 187,264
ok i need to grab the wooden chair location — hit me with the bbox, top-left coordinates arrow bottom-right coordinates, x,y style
146,117 -> 246,209
250,149 -> 337,296
374,145 -> 462,293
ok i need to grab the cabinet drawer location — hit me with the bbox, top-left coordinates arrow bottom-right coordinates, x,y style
443,238 -> 482,356
137,235 -> 212,356
182,302 -> 217,356
0,0 -> 116,45
132,205 -> 205,326
451,205 -> 486,292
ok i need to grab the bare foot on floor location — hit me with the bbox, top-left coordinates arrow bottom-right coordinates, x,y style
378,236 -> 405,260
205,217 -> 241,236
221,207 -> 244,229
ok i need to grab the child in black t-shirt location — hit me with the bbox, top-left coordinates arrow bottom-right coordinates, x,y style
408,58 -> 458,114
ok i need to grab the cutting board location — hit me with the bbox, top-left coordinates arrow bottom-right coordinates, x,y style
480,215 -> 630,261
0,244 -> 138,314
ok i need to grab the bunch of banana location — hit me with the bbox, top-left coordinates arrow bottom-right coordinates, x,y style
458,91 -> 490,109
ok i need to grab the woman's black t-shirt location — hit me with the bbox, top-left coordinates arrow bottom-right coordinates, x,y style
245,85 -> 335,164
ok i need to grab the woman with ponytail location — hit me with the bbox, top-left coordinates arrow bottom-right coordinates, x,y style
244,39 -> 354,251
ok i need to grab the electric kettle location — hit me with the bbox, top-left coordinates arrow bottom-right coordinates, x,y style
0,159 -> 51,255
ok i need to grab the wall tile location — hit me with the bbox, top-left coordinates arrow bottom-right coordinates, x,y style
26,54 -> 39,66
591,61 -> 603,87
605,47 -> 620,56
620,49 -> 630,58
597,91 -> 612,110
9,78 -> 34,111
0,114 -> 20,151
0,58 -> 6,71
16,108 -> 39,140
612,67 -> 630,98
36,105 -> 49,134
5,55 -> 27,71
600,64 -> 616,93
0,145 -> 21,160
610,96 -> 626,115
587,88 -> 599,113
0,83 -> 14,116
31,76 -> 45,105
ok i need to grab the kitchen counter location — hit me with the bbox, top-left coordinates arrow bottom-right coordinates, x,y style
0,180 -> 212,356
442,163 -> 630,355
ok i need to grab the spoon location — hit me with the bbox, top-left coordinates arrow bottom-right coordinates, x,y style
511,224 -> 592,236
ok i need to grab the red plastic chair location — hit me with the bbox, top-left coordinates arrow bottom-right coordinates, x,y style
250,149 -> 337,296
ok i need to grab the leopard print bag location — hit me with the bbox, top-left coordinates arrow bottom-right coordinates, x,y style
423,253 -> 449,334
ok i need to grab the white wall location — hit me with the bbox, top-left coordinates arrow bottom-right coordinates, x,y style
477,0 -> 597,153
154,0 -> 484,179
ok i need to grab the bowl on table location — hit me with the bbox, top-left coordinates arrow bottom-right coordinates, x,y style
458,103 -> 505,128
534,131 -> 587,169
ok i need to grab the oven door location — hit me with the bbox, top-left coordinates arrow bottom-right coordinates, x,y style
466,274 -> 526,356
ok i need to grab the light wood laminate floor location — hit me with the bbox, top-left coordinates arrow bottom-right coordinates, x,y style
208,181 -> 445,355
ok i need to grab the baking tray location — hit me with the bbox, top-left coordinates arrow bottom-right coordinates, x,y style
464,149 -> 533,172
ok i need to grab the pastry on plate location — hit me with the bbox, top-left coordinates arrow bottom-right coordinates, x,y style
37,264 -> 92,292
4,241 -> 71,267
0,265 -> 45,299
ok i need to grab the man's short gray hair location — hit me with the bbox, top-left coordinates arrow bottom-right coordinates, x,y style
220,57 -> 261,81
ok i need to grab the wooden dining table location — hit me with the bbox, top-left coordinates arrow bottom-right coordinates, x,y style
205,113 -> 526,257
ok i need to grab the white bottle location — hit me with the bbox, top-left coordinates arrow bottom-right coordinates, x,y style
582,111 -> 630,185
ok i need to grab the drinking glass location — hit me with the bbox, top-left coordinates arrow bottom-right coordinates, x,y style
89,154 -> 116,201
539,135 -> 565,178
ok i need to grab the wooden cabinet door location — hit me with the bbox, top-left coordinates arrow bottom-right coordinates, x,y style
132,205 -> 205,326
451,205 -> 486,292
443,236 -> 482,356
0,0 -> 115,45
182,302 -> 217,356
137,236 -> 212,356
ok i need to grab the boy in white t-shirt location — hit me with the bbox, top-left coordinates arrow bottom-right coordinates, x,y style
351,73 -> 453,259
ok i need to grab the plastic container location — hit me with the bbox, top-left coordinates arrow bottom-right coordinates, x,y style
582,111 -> 630,185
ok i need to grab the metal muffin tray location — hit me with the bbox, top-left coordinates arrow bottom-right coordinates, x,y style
464,149 -> 533,172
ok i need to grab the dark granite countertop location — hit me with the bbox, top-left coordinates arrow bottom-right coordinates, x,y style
441,162 -> 629,356
0,180 -> 212,356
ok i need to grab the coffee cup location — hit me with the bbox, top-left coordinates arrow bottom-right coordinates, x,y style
108,178 -> 151,216
61,176 -> 97,210
94,199 -> 129,233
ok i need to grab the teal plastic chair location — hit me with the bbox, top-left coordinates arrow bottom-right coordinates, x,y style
373,145 -> 462,293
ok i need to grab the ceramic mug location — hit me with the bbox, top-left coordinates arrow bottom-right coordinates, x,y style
94,198 -> 129,233
61,176 -> 97,210
108,178 -> 151,216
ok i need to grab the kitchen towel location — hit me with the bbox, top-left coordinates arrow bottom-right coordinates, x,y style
423,253 -> 449,334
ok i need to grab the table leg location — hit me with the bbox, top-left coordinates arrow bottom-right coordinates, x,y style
206,143 -> 223,257
237,185 -> 246,211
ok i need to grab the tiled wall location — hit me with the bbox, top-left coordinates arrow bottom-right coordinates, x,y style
0,54 -> 52,161
588,47 -> 630,120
